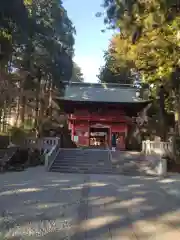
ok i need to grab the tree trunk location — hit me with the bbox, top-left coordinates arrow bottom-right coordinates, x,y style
20,94 -> 26,127
159,85 -> 166,140
45,78 -> 53,118
2,99 -> 7,132
0,107 -> 2,132
34,68 -> 42,136
15,96 -> 20,127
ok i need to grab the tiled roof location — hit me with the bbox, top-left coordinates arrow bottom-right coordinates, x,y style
59,82 -> 148,103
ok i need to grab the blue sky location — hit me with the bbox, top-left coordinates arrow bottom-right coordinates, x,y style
63,0 -> 113,83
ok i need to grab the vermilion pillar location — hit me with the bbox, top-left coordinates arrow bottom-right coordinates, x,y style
109,126 -> 112,148
71,120 -> 75,141
88,120 -> 90,146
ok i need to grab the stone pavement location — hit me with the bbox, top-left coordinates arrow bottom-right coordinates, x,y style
0,167 -> 85,239
1,167 -> 180,239
83,174 -> 180,239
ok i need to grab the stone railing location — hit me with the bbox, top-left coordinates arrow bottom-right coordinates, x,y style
24,137 -> 60,170
142,140 -> 172,176
142,140 -> 173,156
25,137 -> 60,152
45,143 -> 60,171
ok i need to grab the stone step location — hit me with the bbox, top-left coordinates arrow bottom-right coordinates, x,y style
52,164 -> 111,169
57,157 -> 107,161
59,155 -> 101,158
50,165 -> 144,175
50,168 -> 139,175
51,167 -> 114,173
50,168 -> 120,174
52,160 -> 145,168
52,169 -> 119,175
51,162 -> 112,168
54,160 -> 109,164
55,158 -> 107,162
53,160 -> 110,164
51,168 -> 146,176
59,153 -> 108,156
51,166 -> 114,171
54,161 -> 139,167
52,161 -> 111,167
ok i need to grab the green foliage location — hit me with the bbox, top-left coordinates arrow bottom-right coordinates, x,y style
0,0 -> 30,61
71,62 -> 84,82
96,0 -> 180,140
98,49 -> 134,84
9,127 -> 26,144
0,0 -> 30,30
15,0 -> 75,87
23,118 -> 34,130
0,0 -> 76,85
0,0 -> 79,134
99,0 -> 180,112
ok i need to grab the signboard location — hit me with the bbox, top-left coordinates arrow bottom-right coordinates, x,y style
90,132 -> 106,136
91,123 -> 109,128
74,136 -> 79,143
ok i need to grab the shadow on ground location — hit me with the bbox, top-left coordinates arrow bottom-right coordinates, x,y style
0,167 -> 180,239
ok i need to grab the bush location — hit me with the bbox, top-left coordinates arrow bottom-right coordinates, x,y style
28,148 -> 41,166
0,135 -> 9,148
9,127 -> 26,145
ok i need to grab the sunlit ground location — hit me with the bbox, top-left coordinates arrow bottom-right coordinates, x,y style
0,167 -> 180,239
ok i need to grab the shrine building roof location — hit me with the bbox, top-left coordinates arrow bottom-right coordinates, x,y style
56,82 -> 149,104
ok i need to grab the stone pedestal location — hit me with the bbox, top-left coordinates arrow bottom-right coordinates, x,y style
158,157 -> 167,177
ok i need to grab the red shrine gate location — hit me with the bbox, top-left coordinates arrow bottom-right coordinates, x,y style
68,109 -> 131,150
54,82 -> 151,150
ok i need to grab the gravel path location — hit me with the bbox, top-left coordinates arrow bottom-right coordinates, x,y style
1,167 -> 180,239
0,167 -> 86,240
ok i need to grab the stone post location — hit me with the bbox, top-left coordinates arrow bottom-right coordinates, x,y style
158,157 -> 167,177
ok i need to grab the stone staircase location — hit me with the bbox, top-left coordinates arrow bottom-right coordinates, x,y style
49,149 -> 153,175
50,149 -> 114,174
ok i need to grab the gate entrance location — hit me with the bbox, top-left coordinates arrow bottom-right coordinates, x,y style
89,127 -> 109,147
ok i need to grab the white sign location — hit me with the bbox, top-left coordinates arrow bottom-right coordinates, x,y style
74,136 -> 79,142
91,123 -> 109,128
90,132 -> 106,136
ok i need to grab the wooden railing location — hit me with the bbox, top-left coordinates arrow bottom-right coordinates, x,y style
142,140 -> 173,156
